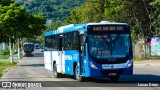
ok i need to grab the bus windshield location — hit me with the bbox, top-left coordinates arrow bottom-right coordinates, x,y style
23,44 -> 34,52
88,34 -> 131,59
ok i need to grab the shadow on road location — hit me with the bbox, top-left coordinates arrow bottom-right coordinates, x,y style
19,64 -> 44,67
77,74 -> 160,83
40,74 -> 160,87
120,74 -> 160,83
23,53 -> 44,57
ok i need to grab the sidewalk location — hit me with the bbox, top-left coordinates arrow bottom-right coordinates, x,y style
134,60 -> 160,66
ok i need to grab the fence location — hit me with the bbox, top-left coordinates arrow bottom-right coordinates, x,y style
133,41 -> 160,60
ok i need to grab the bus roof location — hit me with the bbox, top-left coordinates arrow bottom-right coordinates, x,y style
87,21 -> 128,25
44,21 -> 129,36
44,24 -> 86,36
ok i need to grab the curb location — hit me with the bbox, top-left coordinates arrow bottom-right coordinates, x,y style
134,63 -> 160,66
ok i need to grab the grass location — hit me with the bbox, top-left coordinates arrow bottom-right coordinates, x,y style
0,61 -> 17,77
0,55 -> 10,59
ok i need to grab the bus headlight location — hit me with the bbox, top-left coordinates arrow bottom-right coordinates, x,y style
89,61 -> 98,69
127,60 -> 133,67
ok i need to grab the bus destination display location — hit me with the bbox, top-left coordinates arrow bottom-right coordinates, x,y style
92,26 -> 124,31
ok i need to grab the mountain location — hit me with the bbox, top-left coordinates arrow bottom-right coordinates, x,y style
15,0 -> 85,21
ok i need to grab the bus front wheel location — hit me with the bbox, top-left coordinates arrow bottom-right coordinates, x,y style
74,65 -> 84,82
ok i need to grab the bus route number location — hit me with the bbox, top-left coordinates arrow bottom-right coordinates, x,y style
93,26 -> 124,31
93,27 -> 101,31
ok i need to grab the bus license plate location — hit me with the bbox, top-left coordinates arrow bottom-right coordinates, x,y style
109,73 -> 117,76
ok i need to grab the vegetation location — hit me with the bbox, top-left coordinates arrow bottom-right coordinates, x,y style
67,0 -> 159,40
14,0 -> 86,43
0,55 -> 10,59
0,61 -> 17,77
0,46 -> 10,55
0,3 -> 46,43
0,45 -> 10,59
15,0 -> 85,20
0,0 -> 46,62
12,0 -> 159,40
65,0 -> 160,60
150,0 -> 160,35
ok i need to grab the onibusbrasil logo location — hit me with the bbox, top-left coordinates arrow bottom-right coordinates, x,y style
1,81 -> 42,89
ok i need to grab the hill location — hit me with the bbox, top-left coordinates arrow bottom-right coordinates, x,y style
15,0 -> 85,21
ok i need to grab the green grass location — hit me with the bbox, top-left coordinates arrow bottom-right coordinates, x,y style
0,55 -> 10,59
0,61 -> 17,77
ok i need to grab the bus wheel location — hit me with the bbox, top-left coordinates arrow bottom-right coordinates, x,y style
74,65 -> 84,82
53,64 -> 61,78
109,76 -> 120,82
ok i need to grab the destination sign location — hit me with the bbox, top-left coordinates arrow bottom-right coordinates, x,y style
87,25 -> 130,34
92,26 -> 124,31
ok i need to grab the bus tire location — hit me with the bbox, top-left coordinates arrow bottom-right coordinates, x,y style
109,76 -> 120,82
53,64 -> 61,78
74,65 -> 84,82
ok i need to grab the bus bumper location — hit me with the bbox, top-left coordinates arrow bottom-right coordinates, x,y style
87,66 -> 133,77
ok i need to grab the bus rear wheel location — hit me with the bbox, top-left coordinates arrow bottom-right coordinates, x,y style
53,64 -> 61,78
74,65 -> 84,82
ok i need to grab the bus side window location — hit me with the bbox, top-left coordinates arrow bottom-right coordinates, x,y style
63,31 -> 79,50
59,38 -> 63,51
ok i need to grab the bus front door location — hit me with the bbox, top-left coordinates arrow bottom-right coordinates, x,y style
80,35 -> 86,75
58,37 -> 64,73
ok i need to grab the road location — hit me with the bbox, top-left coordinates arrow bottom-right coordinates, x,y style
0,49 -> 160,90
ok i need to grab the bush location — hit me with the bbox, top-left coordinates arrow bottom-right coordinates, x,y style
0,47 -> 10,55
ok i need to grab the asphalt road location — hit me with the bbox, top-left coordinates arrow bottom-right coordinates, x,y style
0,49 -> 160,90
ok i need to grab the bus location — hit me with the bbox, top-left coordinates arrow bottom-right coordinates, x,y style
44,21 -> 133,81
23,43 -> 34,57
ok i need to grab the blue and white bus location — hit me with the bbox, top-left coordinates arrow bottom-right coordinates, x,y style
44,21 -> 133,81
23,43 -> 34,57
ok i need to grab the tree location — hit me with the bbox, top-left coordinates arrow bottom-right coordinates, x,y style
0,4 -> 46,42
66,0 -> 128,24
15,0 -> 86,21
66,0 -> 103,24
150,0 -> 160,35
46,20 -> 62,30
0,1 -> 46,62
67,0 -> 156,39
0,0 -> 14,6
67,0 -> 158,60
